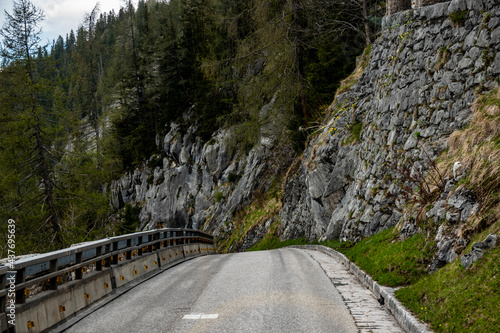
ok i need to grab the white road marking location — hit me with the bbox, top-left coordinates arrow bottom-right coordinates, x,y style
183,314 -> 219,320
200,314 -> 219,319
182,314 -> 201,320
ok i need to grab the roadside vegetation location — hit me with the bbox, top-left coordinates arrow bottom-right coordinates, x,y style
242,85 -> 500,332
216,177 -> 284,253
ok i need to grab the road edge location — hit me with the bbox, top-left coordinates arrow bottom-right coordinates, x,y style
50,256 -> 199,333
289,245 -> 433,333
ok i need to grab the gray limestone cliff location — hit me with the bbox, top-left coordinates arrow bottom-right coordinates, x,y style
279,0 -> 500,242
111,121 -> 295,239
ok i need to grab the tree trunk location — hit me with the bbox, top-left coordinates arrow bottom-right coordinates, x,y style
33,120 -> 61,240
362,0 -> 372,45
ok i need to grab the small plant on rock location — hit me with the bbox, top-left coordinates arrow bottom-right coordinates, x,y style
449,10 -> 467,27
389,142 -> 446,223
214,191 -> 225,203
434,46 -> 451,71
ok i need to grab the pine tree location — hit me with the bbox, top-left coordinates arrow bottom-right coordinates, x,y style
0,0 -> 62,248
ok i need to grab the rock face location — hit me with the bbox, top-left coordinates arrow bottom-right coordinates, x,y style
111,123 -> 295,235
279,0 -> 500,242
461,234 -> 498,269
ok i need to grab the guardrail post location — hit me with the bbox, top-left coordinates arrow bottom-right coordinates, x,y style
126,239 -> 132,260
147,235 -> 152,252
49,259 -> 58,290
105,244 -> 111,267
112,241 -> 119,264
75,252 -> 83,280
137,237 -> 143,256
15,268 -> 26,304
96,246 -> 103,271
153,232 -> 160,251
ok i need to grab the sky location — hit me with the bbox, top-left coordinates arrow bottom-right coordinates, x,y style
0,0 -> 138,46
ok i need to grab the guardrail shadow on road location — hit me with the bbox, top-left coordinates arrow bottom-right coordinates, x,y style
0,229 -> 216,333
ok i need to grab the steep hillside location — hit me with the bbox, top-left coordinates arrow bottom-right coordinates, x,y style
279,0 -> 500,243
114,0 -> 500,257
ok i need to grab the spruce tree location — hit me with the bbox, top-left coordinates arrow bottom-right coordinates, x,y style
0,0 -> 62,248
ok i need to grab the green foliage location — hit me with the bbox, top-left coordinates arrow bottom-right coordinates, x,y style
214,190 -> 225,203
118,203 -> 142,235
249,236 -> 313,252
217,182 -> 283,253
449,10 -> 467,26
227,172 -> 239,183
344,121 -> 363,145
334,44 -> 373,97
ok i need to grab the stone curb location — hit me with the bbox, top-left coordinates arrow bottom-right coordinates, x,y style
290,245 -> 433,333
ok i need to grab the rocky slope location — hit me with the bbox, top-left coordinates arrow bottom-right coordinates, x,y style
279,0 -> 500,242
111,0 -> 500,251
111,119 -> 295,238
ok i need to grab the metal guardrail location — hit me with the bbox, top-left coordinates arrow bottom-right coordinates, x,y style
0,228 -> 213,314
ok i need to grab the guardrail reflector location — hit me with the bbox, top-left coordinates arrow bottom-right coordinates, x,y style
59,306 -> 66,312
84,293 -> 89,300
57,276 -> 63,282
154,261 -> 157,265
24,289 -> 30,295
82,267 -> 87,273
133,270 -> 137,274
104,283 -> 109,288
120,276 -> 124,281
144,265 -> 148,269
162,257 -> 165,261
102,260 -> 106,265
27,321 -> 35,329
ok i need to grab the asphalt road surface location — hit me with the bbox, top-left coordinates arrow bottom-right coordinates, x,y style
64,248 -> 359,333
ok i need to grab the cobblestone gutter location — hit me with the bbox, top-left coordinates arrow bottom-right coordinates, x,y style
291,245 -> 432,333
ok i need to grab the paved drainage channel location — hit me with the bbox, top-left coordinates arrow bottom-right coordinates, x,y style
305,249 -> 404,333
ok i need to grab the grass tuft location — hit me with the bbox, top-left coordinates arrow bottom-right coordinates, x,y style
443,87 -> 500,231
449,10 -> 468,27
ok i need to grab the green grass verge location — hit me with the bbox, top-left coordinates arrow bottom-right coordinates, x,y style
395,231 -> 500,332
321,228 -> 436,287
248,236 -> 314,252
